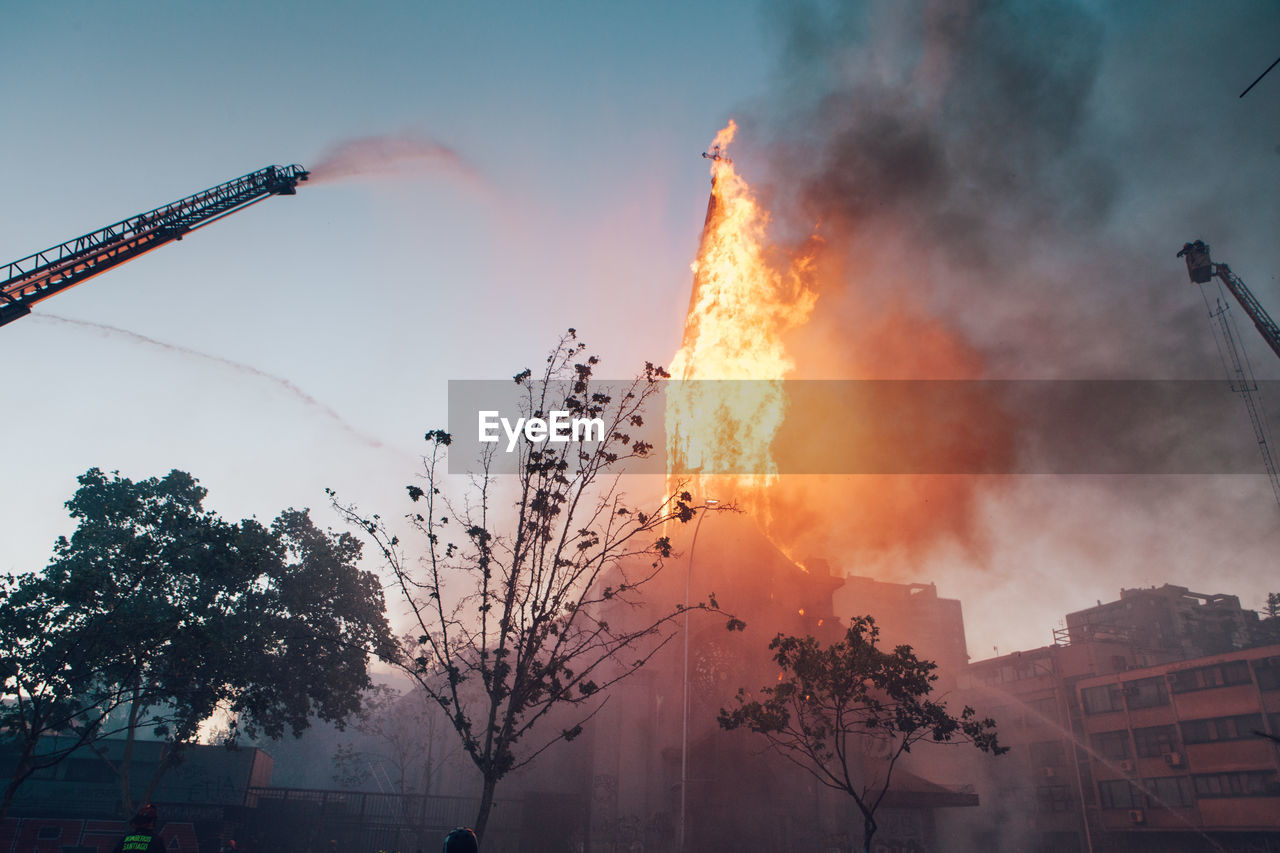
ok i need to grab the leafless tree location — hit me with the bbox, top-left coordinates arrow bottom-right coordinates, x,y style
332,683 -> 463,796
332,332 -> 735,841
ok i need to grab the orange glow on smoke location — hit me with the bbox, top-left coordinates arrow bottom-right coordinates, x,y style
667,121 -> 816,523
763,242 -> 1011,569
666,122 -> 1009,578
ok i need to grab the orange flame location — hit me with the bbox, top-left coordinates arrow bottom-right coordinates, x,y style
667,121 -> 817,523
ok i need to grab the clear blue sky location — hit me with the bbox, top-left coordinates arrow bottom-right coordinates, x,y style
0,1 -> 771,569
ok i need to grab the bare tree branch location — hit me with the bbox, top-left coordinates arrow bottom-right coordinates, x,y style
332,332 -> 739,842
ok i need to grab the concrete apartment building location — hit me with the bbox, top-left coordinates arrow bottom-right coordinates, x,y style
832,573 -> 970,690
957,585 -> 1280,853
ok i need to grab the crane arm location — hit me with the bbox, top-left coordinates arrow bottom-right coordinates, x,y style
1179,239 -> 1280,509
1179,240 -> 1280,362
1213,262 -> 1280,363
0,164 -> 308,328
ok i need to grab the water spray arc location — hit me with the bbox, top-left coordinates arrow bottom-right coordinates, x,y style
36,314 -> 383,449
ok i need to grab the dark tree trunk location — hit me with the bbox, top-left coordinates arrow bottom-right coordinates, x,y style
472,774 -> 499,843
0,732 -> 41,819
422,736 -> 436,797
0,742 -> 34,822
1,777 -> 22,823
117,692 -> 142,815
861,814 -> 877,853
138,741 -> 179,808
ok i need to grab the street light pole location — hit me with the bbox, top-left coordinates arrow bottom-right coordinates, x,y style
678,499 -> 716,853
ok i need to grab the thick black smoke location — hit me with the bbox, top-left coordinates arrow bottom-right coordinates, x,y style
734,0 -> 1280,638
753,0 -> 1280,380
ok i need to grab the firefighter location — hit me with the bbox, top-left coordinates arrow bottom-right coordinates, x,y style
113,804 -> 164,853
442,828 -> 477,853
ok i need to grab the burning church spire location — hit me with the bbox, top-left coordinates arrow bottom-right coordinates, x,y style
666,121 -> 818,531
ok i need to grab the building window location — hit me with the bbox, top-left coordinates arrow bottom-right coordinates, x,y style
1028,696 -> 1059,725
1036,784 -> 1074,813
1142,775 -> 1194,808
1082,684 -> 1123,714
1222,660 -> 1253,685
1133,725 -> 1179,758
979,660 -> 1048,684
976,667 -> 1005,687
1181,713 -> 1264,744
1192,771 -> 1280,798
1079,763 -> 1096,805
979,704 -> 1031,729
1124,676 -> 1169,709
1039,833 -> 1081,853
1031,740 -> 1067,767
1098,779 -> 1145,809
1170,661 -> 1254,693
1255,657 -> 1280,691
1092,730 -> 1131,761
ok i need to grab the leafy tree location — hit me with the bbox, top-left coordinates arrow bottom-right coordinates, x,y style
0,468 -> 394,815
0,570 -> 145,818
1254,593 -> 1280,646
718,616 -> 1005,853
331,332 -> 734,842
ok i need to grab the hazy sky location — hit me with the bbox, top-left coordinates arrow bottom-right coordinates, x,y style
3,1 -> 1279,659
1,2 -> 767,562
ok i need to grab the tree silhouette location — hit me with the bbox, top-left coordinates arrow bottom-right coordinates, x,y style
718,616 -> 1004,853
0,469 -> 393,816
332,332 -> 734,841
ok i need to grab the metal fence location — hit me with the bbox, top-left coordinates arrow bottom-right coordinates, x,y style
244,788 -> 524,853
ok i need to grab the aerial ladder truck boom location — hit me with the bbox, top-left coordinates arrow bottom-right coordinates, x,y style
1179,240 -> 1280,361
0,164 -> 308,328
1179,239 -> 1280,508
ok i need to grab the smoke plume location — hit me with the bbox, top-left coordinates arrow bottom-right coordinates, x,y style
38,314 -> 383,449
308,132 -> 482,187
735,0 -> 1280,590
